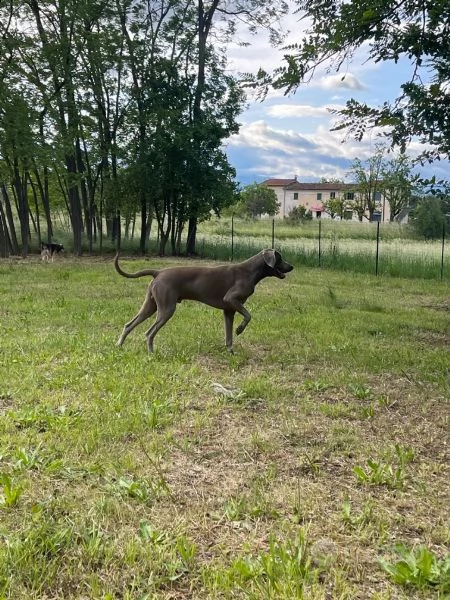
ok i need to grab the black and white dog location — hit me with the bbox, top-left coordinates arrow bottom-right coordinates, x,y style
41,242 -> 64,262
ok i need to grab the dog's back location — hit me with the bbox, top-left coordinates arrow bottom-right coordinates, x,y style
41,242 -> 64,258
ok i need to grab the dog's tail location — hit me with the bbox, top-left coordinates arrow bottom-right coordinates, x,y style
114,253 -> 160,279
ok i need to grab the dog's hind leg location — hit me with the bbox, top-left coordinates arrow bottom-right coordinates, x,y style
143,283 -> 179,353
144,304 -> 176,352
117,289 -> 157,347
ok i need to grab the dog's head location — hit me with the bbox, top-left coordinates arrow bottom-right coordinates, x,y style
262,249 -> 294,279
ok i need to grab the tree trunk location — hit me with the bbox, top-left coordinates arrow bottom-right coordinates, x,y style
158,231 -> 169,256
186,217 -> 197,255
156,194 -> 171,256
139,190 -> 147,254
13,162 -> 29,257
36,114 -> 53,241
184,0 -> 220,255
66,154 -> 83,255
1,184 -> 19,254
29,0 -> 83,255
28,173 -> 42,244
76,138 -> 91,249
0,199 -> 10,257
33,165 -> 53,241
116,210 -> 121,250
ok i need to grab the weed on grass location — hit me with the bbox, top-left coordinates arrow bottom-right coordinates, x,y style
0,473 -> 23,507
353,459 -> 407,489
379,544 -> 450,594
202,530 -> 323,598
0,257 -> 448,598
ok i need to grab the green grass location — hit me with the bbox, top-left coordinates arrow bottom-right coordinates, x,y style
201,216 -> 415,241
27,215 -> 449,281
194,218 -> 448,280
0,255 -> 449,598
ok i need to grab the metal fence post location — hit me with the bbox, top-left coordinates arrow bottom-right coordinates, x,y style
441,222 -> 446,280
375,221 -> 380,276
272,219 -> 275,249
318,219 -> 322,267
231,214 -> 234,261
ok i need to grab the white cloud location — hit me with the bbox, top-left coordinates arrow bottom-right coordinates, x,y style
314,73 -> 367,91
266,103 -> 345,118
227,116 -> 450,184
227,119 -> 399,183
231,118 -> 377,159
229,120 -> 316,155
267,105 -> 325,118
221,7 -> 450,184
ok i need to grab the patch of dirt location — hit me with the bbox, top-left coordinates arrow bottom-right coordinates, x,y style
147,373 -> 450,575
0,394 -> 14,413
424,300 -> 450,312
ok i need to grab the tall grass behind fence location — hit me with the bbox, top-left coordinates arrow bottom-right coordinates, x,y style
18,215 -> 448,281
196,218 -> 448,281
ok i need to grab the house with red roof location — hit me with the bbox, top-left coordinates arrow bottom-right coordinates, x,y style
262,177 -> 390,221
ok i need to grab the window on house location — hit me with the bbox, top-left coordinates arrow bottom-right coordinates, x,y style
317,193 -> 322,200
344,210 -> 353,220
346,192 -> 355,201
373,191 -> 382,201
293,193 -> 298,200
330,192 -> 336,199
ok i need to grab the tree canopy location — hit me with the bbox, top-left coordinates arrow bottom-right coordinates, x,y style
345,147 -> 418,221
237,183 -> 280,218
0,0 -> 288,256
410,195 -> 448,239
257,0 -> 450,170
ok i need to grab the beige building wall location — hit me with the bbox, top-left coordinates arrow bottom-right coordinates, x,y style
263,179 -> 391,222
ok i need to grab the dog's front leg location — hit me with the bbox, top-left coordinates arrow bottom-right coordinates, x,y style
235,309 -> 251,335
223,309 -> 235,352
223,292 -> 251,337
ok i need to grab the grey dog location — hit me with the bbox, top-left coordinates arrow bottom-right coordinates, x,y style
114,249 -> 293,353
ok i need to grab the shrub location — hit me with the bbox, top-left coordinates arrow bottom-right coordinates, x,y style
288,205 -> 313,223
410,196 -> 445,239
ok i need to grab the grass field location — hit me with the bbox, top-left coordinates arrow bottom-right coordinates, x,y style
29,215 -> 449,281
195,218 -> 448,280
0,255 -> 449,599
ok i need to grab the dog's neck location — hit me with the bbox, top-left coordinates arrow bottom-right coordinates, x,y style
242,255 -> 271,286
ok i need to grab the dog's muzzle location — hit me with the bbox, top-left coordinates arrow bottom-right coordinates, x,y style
275,262 -> 293,279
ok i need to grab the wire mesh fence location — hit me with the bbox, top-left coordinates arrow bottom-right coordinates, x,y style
195,217 -> 448,281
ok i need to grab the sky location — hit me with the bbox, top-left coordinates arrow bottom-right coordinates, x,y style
222,14 -> 450,188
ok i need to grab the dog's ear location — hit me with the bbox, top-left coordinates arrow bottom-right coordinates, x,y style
262,249 -> 276,268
